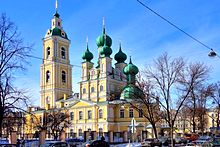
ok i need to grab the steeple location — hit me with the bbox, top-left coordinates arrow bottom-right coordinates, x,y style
52,0 -> 62,29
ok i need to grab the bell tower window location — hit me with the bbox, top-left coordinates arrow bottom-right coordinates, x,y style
62,71 -> 66,83
47,47 -> 50,58
61,47 -> 66,59
46,71 -> 50,82
58,21 -> 61,26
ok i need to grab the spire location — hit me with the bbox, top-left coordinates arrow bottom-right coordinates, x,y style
102,17 -> 106,34
119,41 -> 122,51
86,36 -> 89,51
129,56 -> 132,64
55,0 -> 58,12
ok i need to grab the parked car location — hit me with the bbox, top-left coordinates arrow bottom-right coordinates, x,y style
175,137 -> 188,144
141,138 -> 162,147
86,140 -> 109,147
213,135 -> 220,147
0,144 -> 16,147
40,141 -> 69,147
66,138 -> 83,147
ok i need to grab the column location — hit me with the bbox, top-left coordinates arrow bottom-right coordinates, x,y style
123,131 -> 128,142
109,131 -> 113,143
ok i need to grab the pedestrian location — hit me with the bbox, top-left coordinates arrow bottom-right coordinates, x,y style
16,139 -> 21,147
101,136 -> 105,141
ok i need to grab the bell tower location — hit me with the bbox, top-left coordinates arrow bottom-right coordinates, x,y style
40,1 -> 72,109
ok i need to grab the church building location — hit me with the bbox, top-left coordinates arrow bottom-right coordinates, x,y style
25,3 -> 150,142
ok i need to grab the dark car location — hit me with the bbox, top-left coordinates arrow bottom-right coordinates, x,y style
0,144 -> 16,147
40,141 -> 69,147
88,140 -> 109,147
66,138 -> 83,147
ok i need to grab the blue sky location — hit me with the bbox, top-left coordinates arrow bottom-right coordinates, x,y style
1,0 -> 220,106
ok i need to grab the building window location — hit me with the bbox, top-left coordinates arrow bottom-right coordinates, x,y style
129,108 -> 133,118
79,111 -> 83,120
99,109 -> 103,119
120,109 -> 124,118
62,71 -> 66,83
61,47 -> 66,59
88,110 -> 92,119
70,129 -> 74,138
91,87 -> 95,93
99,128 -> 103,136
83,88 -> 86,94
100,85 -> 103,92
70,112 -> 74,120
46,70 -> 50,82
78,129 -> 83,137
58,21 -> 61,26
47,47 -> 50,58
139,109 -> 143,117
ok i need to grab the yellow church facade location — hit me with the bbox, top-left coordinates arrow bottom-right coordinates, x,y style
25,6 -> 150,142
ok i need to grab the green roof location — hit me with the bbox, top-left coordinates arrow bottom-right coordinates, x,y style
114,43 -> 127,63
121,84 -> 143,100
123,57 -> 139,75
46,27 -> 68,39
82,44 -> 93,62
96,28 -> 112,48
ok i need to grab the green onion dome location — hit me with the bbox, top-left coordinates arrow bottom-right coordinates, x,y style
123,57 -> 139,75
46,27 -> 68,39
114,43 -> 127,63
96,28 -> 112,48
100,36 -> 112,57
121,84 -> 143,100
82,44 -> 93,62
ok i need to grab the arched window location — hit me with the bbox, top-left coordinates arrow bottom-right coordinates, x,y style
46,70 -> 50,82
62,71 -> 66,83
100,85 -> 103,92
99,128 -> 103,136
99,109 -> 103,119
47,47 -> 50,58
91,87 -> 95,93
88,110 -> 92,119
139,109 -> 143,117
83,88 -> 86,94
70,112 -> 74,120
79,111 -> 83,120
78,129 -> 83,137
120,109 -> 125,118
129,108 -> 134,118
61,47 -> 66,59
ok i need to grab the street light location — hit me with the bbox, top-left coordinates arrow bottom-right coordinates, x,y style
208,49 -> 217,57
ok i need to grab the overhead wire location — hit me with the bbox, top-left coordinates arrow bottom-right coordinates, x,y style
136,0 -> 220,58
26,54 -> 81,68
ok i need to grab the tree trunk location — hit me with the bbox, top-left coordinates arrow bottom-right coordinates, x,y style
152,123 -> 158,139
171,126 -> 174,147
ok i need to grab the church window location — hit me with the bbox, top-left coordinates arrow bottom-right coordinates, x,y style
70,129 -> 74,138
58,21 -> 61,26
120,109 -> 125,118
47,47 -> 50,58
91,87 -> 95,93
78,129 -> 83,137
100,85 -> 103,92
61,47 -> 66,59
62,71 -> 66,83
46,70 -> 50,82
70,112 -> 74,120
99,128 -> 103,136
83,88 -> 86,94
139,109 -> 143,117
79,111 -> 83,120
88,110 -> 92,119
129,108 -> 134,118
99,109 -> 103,119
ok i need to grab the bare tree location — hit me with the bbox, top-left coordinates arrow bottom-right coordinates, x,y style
31,108 -> 71,140
208,82 -> 220,129
129,75 -> 161,139
0,13 -> 31,137
46,108 -> 71,140
143,53 -> 210,147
